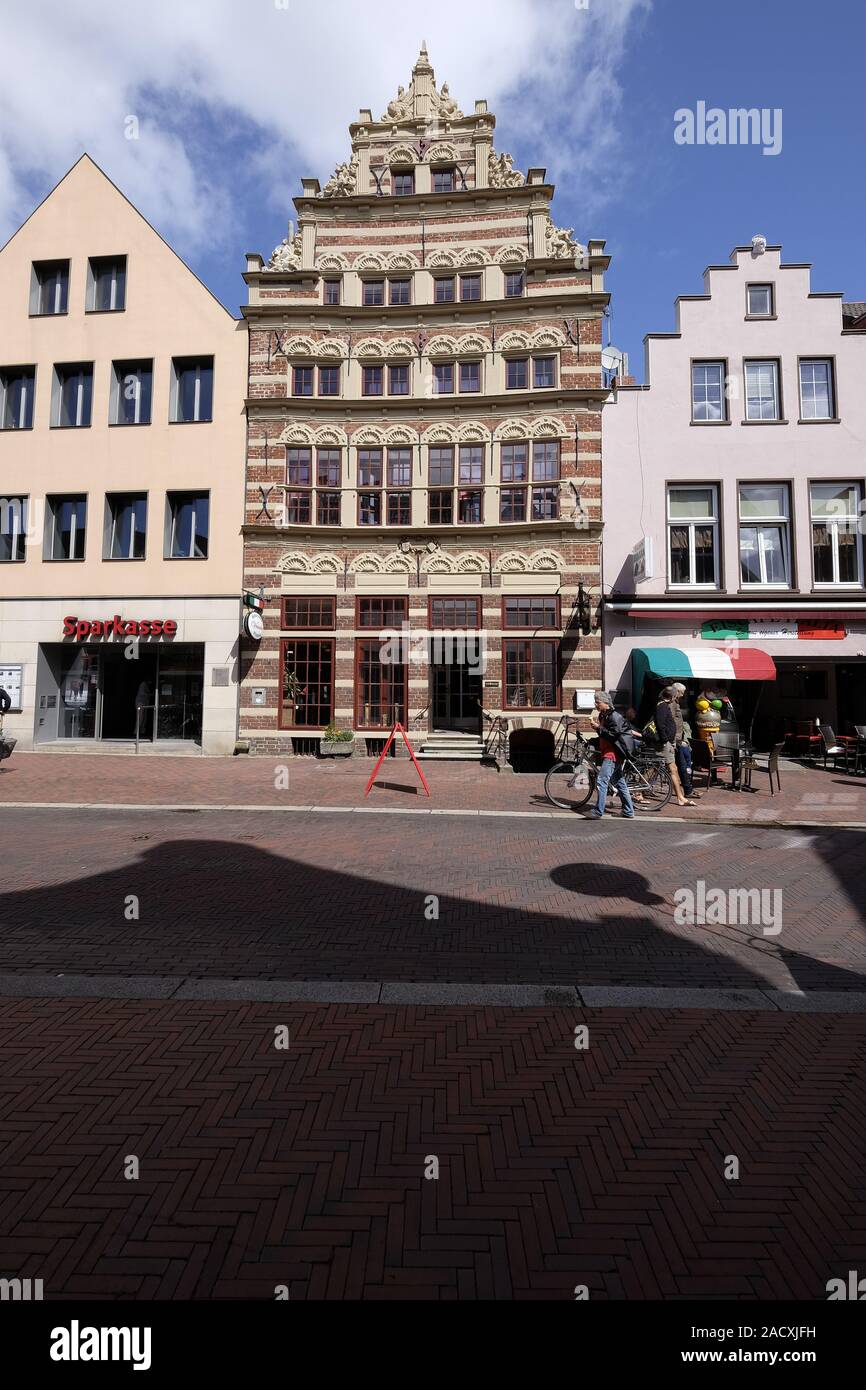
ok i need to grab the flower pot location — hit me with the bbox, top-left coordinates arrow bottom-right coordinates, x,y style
320,739 -> 354,758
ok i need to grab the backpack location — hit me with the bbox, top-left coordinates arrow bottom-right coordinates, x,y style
642,718 -> 661,746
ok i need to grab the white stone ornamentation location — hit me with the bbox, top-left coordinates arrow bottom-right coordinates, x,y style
545,220 -> 587,262
267,231 -> 304,272
321,153 -> 359,198
488,151 -> 525,188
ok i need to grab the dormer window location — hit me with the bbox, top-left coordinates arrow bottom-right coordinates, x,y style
392,169 -> 415,196
433,168 -> 455,194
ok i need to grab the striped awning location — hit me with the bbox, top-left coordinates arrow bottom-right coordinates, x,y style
632,646 -> 777,689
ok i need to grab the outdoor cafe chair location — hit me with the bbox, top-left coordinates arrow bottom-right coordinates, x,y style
819,724 -> 856,772
741,742 -> 785,796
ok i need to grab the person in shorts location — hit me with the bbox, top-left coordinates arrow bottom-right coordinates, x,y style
655,687 -> 695,807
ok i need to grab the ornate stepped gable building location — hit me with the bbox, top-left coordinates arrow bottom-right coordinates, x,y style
240,45 -> 609,760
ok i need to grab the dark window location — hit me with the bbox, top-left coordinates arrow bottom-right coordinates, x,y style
171,356 -> 213,423
504,597 -> 559,629
531,487 -> 559,521
317,449 -> 341,487
500,488 -> 526,522
105,493 -> 147,560
88,255 -> 126,312
318,364 -> 340,396
458,492 -> 482,523
389,279 -> 411,306
323,279 -> 341,306
429,491 -> 453,524
282,639 -> 334,729
459,445 -> 483,485
0,367 -> 35,430
166,492 -> 209,558
387,493 -> 411,525
429,447 -> 454,486
501,442 -> 528,482
46,495 -> 87,560
293,365 -> 314,397
392,170 -> 415,196
52,363 -> 93,428
359,493 -> 382,525
433,168 -> 455,193
363,280 -> 385,307
287,448 -> 312,487
286,492 -> 312,525
317,492 -> 341,526
460,361 -> 481,393
362,364 -> 384,396
506,358 -> 529,390
0,497 -> 28,562
389,363 -> 410,395
358,597 -> 408,628
460,274 -> 482,302
356,638 -> 407,728
32,260 -> 69,315
111,359 -> 152,425
504,639 -> 559,709
434,362 -> 454,395
434,277 -> 455,303
283,597 -> 336,629
358,449 -> 383,488
430,598 -> 481,629
504,270 -> 525,299
387,448 -> 412,486
534,356 -> 556,389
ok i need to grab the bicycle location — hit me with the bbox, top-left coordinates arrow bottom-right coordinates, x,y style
544,724 -> 673,813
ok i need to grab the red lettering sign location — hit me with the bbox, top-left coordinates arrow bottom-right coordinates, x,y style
62,616 -> 178,641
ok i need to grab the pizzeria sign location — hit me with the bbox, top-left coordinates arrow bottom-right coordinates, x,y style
701,620 -> 846,641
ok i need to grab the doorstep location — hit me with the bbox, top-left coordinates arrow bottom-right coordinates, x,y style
34,740 -> 204,757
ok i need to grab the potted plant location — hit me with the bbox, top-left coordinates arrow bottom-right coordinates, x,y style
320,722 -> 355,758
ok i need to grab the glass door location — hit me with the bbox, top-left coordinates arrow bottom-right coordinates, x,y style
59,649 -> 99,739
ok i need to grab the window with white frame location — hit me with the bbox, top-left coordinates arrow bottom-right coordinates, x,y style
45,495 -> 87,560
171,357 -> 213,423
799,359 -> 835,420
51,363 -> 93,428
0,366 -> 35,430
739,483 -> 791,586
87,256 -> 127,312
667,485 -> 719,587
30,260 -> 69,315
744,360 -> 781,421
105,493 -> 147,560
0,496 -> 27,562
111,360 -> 152,425
165,491 -> 209,559
747,283 -> 774,316
691,361 -> 725,421
811,482 -> 863,586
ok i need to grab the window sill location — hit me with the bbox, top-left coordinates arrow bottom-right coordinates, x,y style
103,556 -> 148,563
49,424 -> 92,430
736,586 -> 796,594
85,308 -> 126,315
811,585 -> 865,593
0,426 -> 34,433
169,418 -> 213,426
163,555 -> 209,562
108,421 -> 152,428
741,419 -> 788,426
798,417 -> 841,425
690,419 -> 731,426
28,311 -> 68,319
744,314 -> 778,321
45,557 -> 86,563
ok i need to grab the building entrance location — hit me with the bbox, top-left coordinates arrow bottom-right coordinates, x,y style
432,659 -> 482,733
51,643 -> 204,744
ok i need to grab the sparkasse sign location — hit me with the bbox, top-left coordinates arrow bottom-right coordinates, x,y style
62,616 -> 179,642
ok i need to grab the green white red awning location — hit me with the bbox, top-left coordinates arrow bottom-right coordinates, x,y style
632,646 -> 777,689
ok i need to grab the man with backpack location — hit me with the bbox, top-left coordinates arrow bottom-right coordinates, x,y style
654,686 -> 695,807
587,692 -> 635,820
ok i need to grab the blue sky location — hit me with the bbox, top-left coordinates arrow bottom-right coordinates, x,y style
2,0 -> 864,377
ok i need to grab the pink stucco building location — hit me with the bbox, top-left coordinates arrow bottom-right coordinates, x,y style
602,240 -> 866,744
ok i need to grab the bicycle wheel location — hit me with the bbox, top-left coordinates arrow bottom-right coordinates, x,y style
545,759 -> 596,811
625,758 -> 673,812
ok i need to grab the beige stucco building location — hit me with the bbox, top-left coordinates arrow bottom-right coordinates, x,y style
0,156 -> 247,754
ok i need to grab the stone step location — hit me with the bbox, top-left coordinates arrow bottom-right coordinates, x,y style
417,749 -> 486,762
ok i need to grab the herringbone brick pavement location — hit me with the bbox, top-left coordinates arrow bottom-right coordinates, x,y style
0,810 -> 863,990
1,998 -> 865,1299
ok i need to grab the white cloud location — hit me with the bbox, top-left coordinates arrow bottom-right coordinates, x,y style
0,0 -> 650,251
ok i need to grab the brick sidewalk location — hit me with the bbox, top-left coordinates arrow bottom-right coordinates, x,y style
1,749 -> 865,825
1,997 -> 864,1300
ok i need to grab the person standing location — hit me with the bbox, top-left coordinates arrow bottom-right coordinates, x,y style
587,693 -> 635,820
656,686 -> 695,807
671,682 -> 699,800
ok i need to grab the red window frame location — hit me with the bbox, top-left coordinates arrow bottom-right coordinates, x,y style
282,596 -> 337,629
356,596 -> 409,628
433,168 -> 455,193
317,492 -> 341,526
318,364 -> 340,396
355,638 -> 408,730
433,362 -> 454,394
504,271 -> 525,299
280,637 -> 335,730
505,357 -> 529,390
502,596 -> 561,630
388,363 -> 410,396
428,596 -> 481,629
362,280 -> 385,307
459,360 -> 481,393
387,493 -> 411,526
389,279 -> 411,306
323,279 -> 341,306
460,274 -> 481,302
286,447 -> 312,487
292,365 -> 314,397
533,356 -> 557,389
387,448 -> 412,487
317,449 -> 341,488
428,446 -> 454,487
286,492 -> 312,525
362,364 -> 384,397
500,488 -> 527,523
458,491 -> 483,524
503,639 -> 561,711
458,445 -> 484,485
434,277 -> 456,303
428,490 -> 453,524
392,170 -> 415,196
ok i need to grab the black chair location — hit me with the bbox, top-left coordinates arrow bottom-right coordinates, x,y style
689,739 -> 714,793
742,742 -> 785,795
712,730 -> 748,789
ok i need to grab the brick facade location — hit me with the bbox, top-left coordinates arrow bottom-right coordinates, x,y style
240,45 -> 608,758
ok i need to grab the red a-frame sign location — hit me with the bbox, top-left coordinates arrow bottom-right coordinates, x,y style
363,722 -> 431,798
